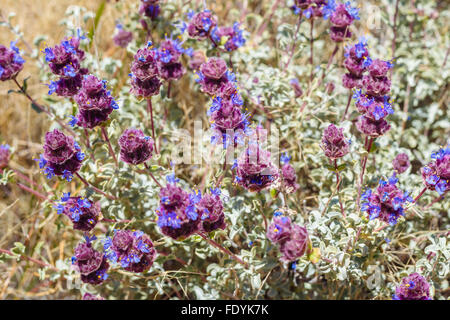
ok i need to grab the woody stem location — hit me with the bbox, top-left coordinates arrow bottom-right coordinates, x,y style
101,127 -> 118,167
75,172 -> 117,200
198,232 -> 248,268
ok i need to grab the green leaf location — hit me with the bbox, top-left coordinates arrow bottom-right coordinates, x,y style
88,1 -> 106,44
31,102 -> 43,113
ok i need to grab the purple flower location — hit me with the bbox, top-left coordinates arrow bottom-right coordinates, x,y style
47,72 -> 87,97
290,78 -> 303,98
57,196 -> 99,231
0,42 -> 25,81
130,47 -> 159,81
234,145 -> 279,192
196,192 -> 226,232
393,153 -> 410,174
362,74 -> 391,96
73,242 -> 109,285
118,128 -> 154,165
279,225 -> 309,262
215,23 -> 246,52
330,3 -> 355,27
104,229 -> 157,273
196,57 -> 236,97
40,129 -> 83,178
421,145 -> 450,195
368,59 -> 392,78
74,75 -> 117,129
0,144 -> 11,169
156,184 -> 200,240
267,216 -> 293,244
82,293 -> 104,300
44,37 -> 85,78
321,124 -> 350,160
113,27 -> 133,48
188,50 -> 206,71
281,163 -> 300,193
393,273 -> 431,300
139,0 -> 160,20
130,75 -> 161,98
329,26 -> 352,42
361,174 -> 412,225
342,73 -> 362,89
356,115 -> 391,138
187,10 -> 218,40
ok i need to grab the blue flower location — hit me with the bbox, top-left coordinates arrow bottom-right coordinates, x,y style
363,56 -> 373,68
43,166 -> 55,179
61,192 -> 71,202
62,170 -> 73,182
435,180 -> 447,195
208,97 -> 222,115
47,81 -> 58,95
68,115 -> 78,127
76,151 -> 85,161
185,204 -> 198,221
280,152 -> 291,164
322,0 -> 337,20
345,1 -> 360,20
63,65 -> 76,77
166,173 -> 180,184
61,40 -> 76,55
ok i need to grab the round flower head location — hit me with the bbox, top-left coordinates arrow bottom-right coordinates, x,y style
48,71 -> 88,97
74,75 -> 118,129
329,26 -> 352,42
393,273 -> 431,300
213,23 -> 246,52
156,183 -> 200,240
368,59 -> 392,78
104,229 -> 157,273
200,57 -> 227,80
281,163 -> 300,193
118,128 -> 154,165
39,129 -> 84,180
362,75 -> 391,96
330,3 -> 355,27
55,194 -> 100,231
0,144 -> 11,169
130,75 -> 161,98
279,224 -> 309,262
113,25 -> 133,48
131,47 -> 159,81
72,242 -> 109,285
356,115 -> 391,138
267,215 -> 293,244
342,73 -> 362,89
82,293 -> 104,300
196,57 -> 236,97
139,0 -> 160,20
196,189 -> 226,232
209,97 -> 248,133
393,153 -> 410,174
158,61 -> 185,81
0,42 -> 25,81
188,50 -> 206,71
321,124 -> 350,160
421,145 -> 450,195
187,10 -> 218,40
44,37 -> 85,78
343,56 -> 366,77
361,174 -> 413,225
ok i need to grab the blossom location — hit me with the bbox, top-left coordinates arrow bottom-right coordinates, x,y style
321,124 -> 350,160
0,41 -> 25,81
234,145 -> 279,192
196,57 -> 237,97
72,242 -> 109,285
104,229 -> 157,273
356,115 -> 391,138
113,25 -> 133,48
267,216 -> 293,244
196,190 -> 226,232
187,10 -> 218,40
281,163 -> 300,193
130,46 -> 160,81
74,75 -> 118,129
188,50 -> 206,71
43,37 -> 85,78
156,183 -> 200,240
118,128 -> 154,165
39,129 -> 83,180
139,0 -> 160,20
279,225 -> 309,261
392,153 -> 410,174
0,144 -> 11,169
361,174 -> 413,225
213,22 -> 246,52
56,195 -> 99,231
421,145 -> 450,195
393,273 -> 432,300
130,75 -> 161,98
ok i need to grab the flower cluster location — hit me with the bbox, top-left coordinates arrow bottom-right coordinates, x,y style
195,57 -> 237,97
129,44 -> 161,98
156,177 -> 201,240
361,174 -> 413,225
36,129 -> 84,181
292,0 -> 326,18
323,1 -> 360,42
196,188 -> 226,233
393,273 -> 432,300
186,10 -> 218,40
0,41 -> 25,81
267,212 -> 309,262
72,75 -> 119,129
139,0 -> 161,20
44,35 -> 88,97
113,24 -> 133,48
421,145 -> 450,195
104,229 -> 157,273
392,153 -> 410,174
354,56 -> 394,138
0,144 -> 11,169
210,22 -> 246,52
342,37 -> 369,89
72,240 -> 109,285
55,193 -> 100,231
156,36 -> 191,81
234,145 -> 279,192
280,153 -> 299,193
188,50 -> 206,71
118,128 -> 154,165
321,124 -> 350,160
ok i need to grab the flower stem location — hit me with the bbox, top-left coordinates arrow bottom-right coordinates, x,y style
357,137 -> 374,207
75,172 -> 117,200
334,159 -> 346,218
413,186 -> 427,203
101,127 -> 118,167
341,90 -> 352,122
0,248 -> 58,271
12,78 -> 76,137
84,128 -> 95,162
198,232 -> 248,268
144,163 -> 162,188
147,98 -> 158,154
310,18 -> 314,82
17,183 -> 53,203
284,12 -> 303,71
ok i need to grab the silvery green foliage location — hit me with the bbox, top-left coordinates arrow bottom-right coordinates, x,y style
2,0 -> 448,300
